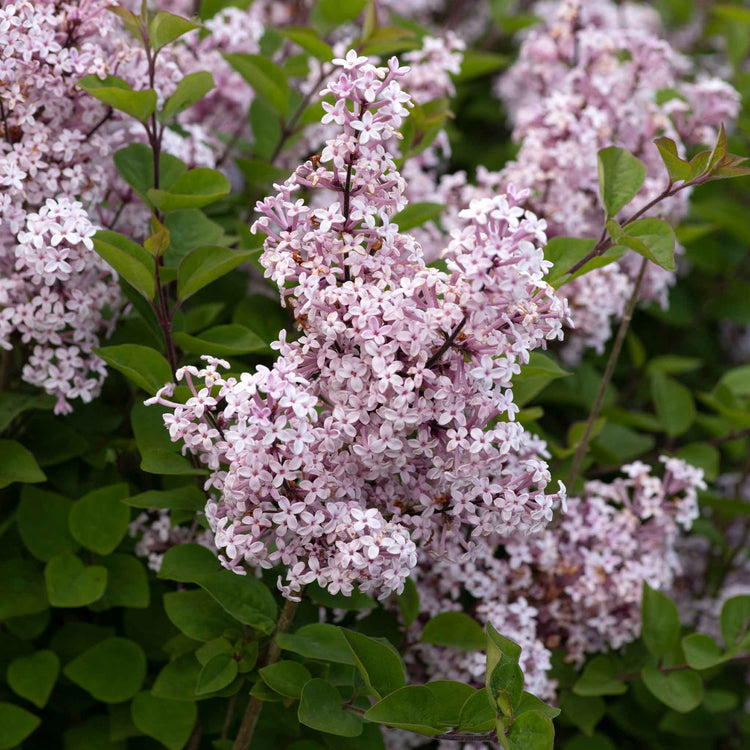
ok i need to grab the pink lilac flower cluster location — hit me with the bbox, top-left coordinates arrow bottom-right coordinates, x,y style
408,456 -> 705,699
0,0 -> 129,412
150,51 -> 569,600
494,0 -> 740,360
129,509 -> 215,572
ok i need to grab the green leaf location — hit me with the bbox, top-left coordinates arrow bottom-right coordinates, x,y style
0,392 -> 54,433
94,344 -> 171,396
458,688 -> 496,732
654,137 -> 692,183
164,589 -> 239,642
45,553 -> 107,608
125,487 -> 206,512
641,582 -> 681,659
342,630 -> 406,700
647,355 -> 703,376
397,577 -> 419,627
224,53 -> 289,114
152,654 -> 203,701
720,595 -> 750,648
78,75 -> 157,122
149,12 -> 199,51
0,559 -> 48,619
674,443 -> 719,481
63,637 -> 146,702
158,544 -> 277,633
7,650 -> 60,708
177,246 -> 255,300
0,702 -> 40,749
132,402 -> 203,476
597,147 -> 647,218
161,71 -> 214,121
720,365 -> 750,398
425,681 -> 477,727
573,655 -> 627,697
276,623 -> 355,665
485,623 -> 523,711
620,218 -> 676,271
96,554 -> 150,610
68,484 -> 130,555
560,692 -> 605,736
315,0 -> 367,26
298,679 -> 363,736
392,202 -> 444,231
642,666 -> 703,713
278,26 -> 333,60
682,633 -> 725,670
507,710 -> 554,750
17,486 -> 77,561
93,231 -> 155,300
456,50 -> 509,81
131,692 -> 197,750
173,324 -> 268,356
421,612 -> 485,651
260,660 -> 312,699
515,692 -> 561,720
196,652 -> 237,695
364,685 -> 441,736
114,144 -> 187,201
148,169 -> 231,212
651,372 -> 695,437
0,440 -> 45,488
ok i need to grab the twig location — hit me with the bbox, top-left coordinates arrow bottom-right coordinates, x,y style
426,314 -> 468,369
233,596 -> 300,749
566,257 -> 648,488
708,428 -> 750,446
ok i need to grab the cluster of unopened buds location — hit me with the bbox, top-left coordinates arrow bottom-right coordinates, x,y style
151,50 -> 570,600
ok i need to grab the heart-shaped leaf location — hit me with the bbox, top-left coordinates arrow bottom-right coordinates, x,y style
44,553 -> 107,608
7,650 -> 60,708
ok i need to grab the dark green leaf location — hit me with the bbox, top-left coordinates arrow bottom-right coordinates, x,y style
392,202 -> 444,231
364,685 -> 441,736
93,231 -> 155,299
96,555 -> 150,610
642,666 -> 703,713
651,372 -> 695,437
654,137 -> 692,183
158,544 -> 277,633
177,246 -> 255,300
278,26 -> 333,60
342,629 -> 406,700
573,655 -> 627,697
69,484 -> 130,555
397,577 -> 419,628
131,692 -> 197,750
152,654 -> 202,701
224,53 -> 289,114
260,660 -> 312,699
173,324 -> 268,356
17,486 -> 76,561
0,392 -> 54,433
164,589 -> 240,642
276,623 -> 355,665
0,702 -> 40,749
114,144 -> 186,200
421,612 -> 485,651
682,633 -> 725,670
161,71 -> 214,121
63,637 -> 146,702
149,12 -> 199,51
0,440 -> 45,488
78,75 -> 157,122
456,50 -> 509,81
298,679 -> 363,737
45,554 -> 107,608
196,652 -> 237,695
315,0 -> 367,26
7,650 -> 59,708
458,688 -> 496,732
148,169 -> 231,212
597,147 -> 647,218
641,582 -> 681,659
720,595 -> 750,648
507,710 -> 554,750
425,681 -> 477,727
621,218 -> 676,272
94,344 -> 171,396
0,559 -> 48,620
560,692 -> 605,736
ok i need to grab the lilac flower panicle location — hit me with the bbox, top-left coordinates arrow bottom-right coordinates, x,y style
152,52 -> 569,601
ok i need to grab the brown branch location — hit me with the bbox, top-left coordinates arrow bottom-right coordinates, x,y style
566,257 -> 648,487
233,596 -> 301,749
426,314 -> 468,369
